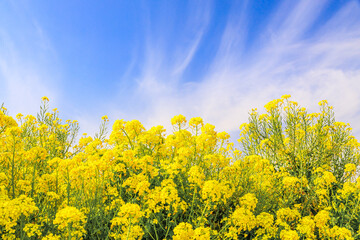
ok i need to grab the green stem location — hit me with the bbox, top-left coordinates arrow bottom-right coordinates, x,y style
126,218 -> 132,240
121,129 -> 134,150
153,222 -> 159,240
67,167 -> 71,205
188,187 -> 198,223
11,136 -> 16,199
31,161 -> 37,198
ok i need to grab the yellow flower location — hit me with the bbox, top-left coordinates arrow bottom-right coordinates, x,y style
344,163 -> 356,173
122,173 -> 150,196
297,216 -> 315,239
239,123 -> 248,130
101,115 -> 109,121
173,222 -> 194,240
281,94 -> 291,100
230,207 -> 257,232
318,100 -> 328,106
46,191 -> 60,201
3,97 -> 360,239
189,117 -> 203,128
280,230 -> 299,240
282,176 -> 300,189
38,124 -> 48,131
171,114 -> 187,127
16,113 -> 23,120
42,96 -> 49,102
315,171 -> 337,188
53,206 -> 86,239
239,193 -> 257,211
0,195 -> 38,238
188,166 -> 205,187
276,208 -> 300,227
289,101 -> 298,106
202,180 -> 232,204
259,114 -> 268,121
314,210 -> 330,230
194,227 -> 211,240
23,223 -> 42,238
338,182 -> 356,198
260,139 -> 270,149
5,126 -> 22,136
217,131 -> 230,140
111,203 -> 144,226
264,99 -> 282,112
256,212 -> 274,229
326,226 -> 353,240
42,233 -> 60,240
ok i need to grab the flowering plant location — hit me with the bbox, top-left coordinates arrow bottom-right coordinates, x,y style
0,96 -> 359,239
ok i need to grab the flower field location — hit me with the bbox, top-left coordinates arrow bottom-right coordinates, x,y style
1,95 -> 360,240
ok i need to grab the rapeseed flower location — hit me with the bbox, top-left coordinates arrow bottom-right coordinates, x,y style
53,206 -> 86,239
0,96 -> 359,239
280,230 -> 299,240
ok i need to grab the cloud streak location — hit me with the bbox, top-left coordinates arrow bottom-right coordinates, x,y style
123,0 -> 360,141
2,0 -> 360,142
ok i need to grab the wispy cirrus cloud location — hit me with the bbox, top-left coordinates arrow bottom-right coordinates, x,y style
1,0 -> 360,142
107,1 -> 213,125
118,0 -> 360,141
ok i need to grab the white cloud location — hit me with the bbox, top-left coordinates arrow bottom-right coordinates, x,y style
121,0 -> 360,142
2,0 -> 360,143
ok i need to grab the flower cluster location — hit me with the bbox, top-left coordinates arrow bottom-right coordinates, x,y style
0,96 -> 360,239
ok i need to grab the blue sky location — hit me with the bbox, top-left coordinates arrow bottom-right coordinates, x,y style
1,0 -> 360,140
